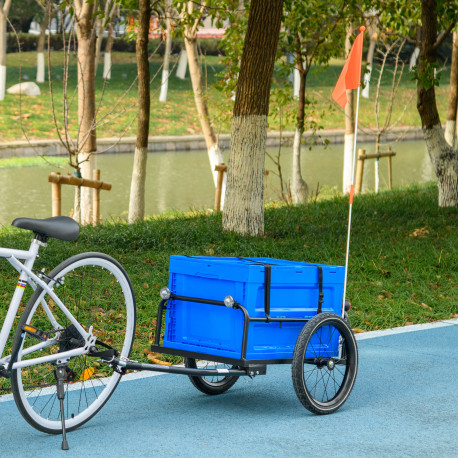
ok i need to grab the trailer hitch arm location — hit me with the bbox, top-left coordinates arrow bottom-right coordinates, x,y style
107,356 -> 248,377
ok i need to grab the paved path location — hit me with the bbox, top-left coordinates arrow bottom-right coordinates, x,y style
1,320 -> 457,457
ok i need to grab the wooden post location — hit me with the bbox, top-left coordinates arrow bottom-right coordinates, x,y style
214,163 -> 227,211
51,173 -> 62,217
48,172 -> 111,224
387,146 -> 393,190
93,169 -> 101,224
355,149 -> 366,195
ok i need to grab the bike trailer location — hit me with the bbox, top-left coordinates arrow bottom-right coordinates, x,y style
159,256 -> 345,363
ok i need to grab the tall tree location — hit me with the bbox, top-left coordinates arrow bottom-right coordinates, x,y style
281,0 -> 353,203
374,0 -> 457,206
74,0 -> 97,224
128,0 -> 151,222
180,1 -> 225,198
222,0 -> 283,235
416,0 -> 458,206
36,1 -> 51,84
0,0 -> 12,101
159,0 -> 172,102
103,2 -> 119,79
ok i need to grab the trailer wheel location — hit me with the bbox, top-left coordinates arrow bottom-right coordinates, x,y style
184,358 -> 239,395
292,313 -> 358,415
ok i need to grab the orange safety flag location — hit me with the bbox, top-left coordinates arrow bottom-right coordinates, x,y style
332,26 -> 366,108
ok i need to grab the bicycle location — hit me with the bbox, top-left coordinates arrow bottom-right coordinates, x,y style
0,216 -> 136,449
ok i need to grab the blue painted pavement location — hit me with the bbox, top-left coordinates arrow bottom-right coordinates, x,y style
1,321 -> 457,457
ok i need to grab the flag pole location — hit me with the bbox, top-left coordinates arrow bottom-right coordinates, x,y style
341,85 -> 361,316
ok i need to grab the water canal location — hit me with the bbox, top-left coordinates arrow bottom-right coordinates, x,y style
0,140 -> 435,226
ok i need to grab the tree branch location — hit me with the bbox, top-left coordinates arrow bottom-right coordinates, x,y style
3,0 -> 12,15
429,22 -> 455,53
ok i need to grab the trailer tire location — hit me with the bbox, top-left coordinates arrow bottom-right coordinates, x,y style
292,313 -> 358,415
184,358 -> 239,395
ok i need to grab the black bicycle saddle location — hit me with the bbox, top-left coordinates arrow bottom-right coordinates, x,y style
12,216 -> 80,242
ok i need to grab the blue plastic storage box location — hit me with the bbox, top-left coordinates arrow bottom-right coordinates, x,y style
162,256 -> 345,361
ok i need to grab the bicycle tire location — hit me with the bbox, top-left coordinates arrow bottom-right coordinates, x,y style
292,313 -> 358,415
184,358 -> 239,395
11,252 -> 136,434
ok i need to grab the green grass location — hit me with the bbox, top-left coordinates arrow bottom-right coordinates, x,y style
0,183 -> 456,373
0,52 -> 451,143
0,156 -> 67,168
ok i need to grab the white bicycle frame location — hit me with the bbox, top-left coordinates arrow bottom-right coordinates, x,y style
0,238 -> 95,373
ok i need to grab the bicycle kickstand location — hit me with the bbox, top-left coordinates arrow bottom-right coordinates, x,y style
55,364 -> 69,451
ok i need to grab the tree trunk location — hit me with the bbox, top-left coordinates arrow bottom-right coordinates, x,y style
36,6 -> 50,83
128,0 -> 151,223
361,26 -> 377,99
409,27 -> 422,71
222,0 -> 283,235
343,26 -> 355,194
184,5 -> 225,199
445,32 -> 458,147
0,1 -> 12,101
159,0 -> 172,102
103,4 -> 117,80
75,1 -> 97,225
417,0 -> 458,207
176,49 -> 187,79
291,47 -> 308,204
95,1 -> 111,77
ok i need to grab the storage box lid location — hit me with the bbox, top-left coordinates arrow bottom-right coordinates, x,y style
169,256 -> 344,285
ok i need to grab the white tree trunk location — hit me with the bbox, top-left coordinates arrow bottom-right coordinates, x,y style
223,115 -> 266,235
0,64 -> 5,100
362,64 -> 372,99
207,143 -> 226,206
36,52 -> 45,83
362,29 -> 377,99
159,69 -> 169,103
176,49 -> 187,79
103,52 -> 111,79
291,127 -> 308,203
374,157 -> 380,192
409,47 -> 420,71
184,34 -> 223,207
128,146 -> 148,222
78,152 -> 96,224
159,0 -> 172,102
73,186 -> 81,223
423,124 -> 458,206
343,133 -> 354,194
444,119 -> 456,148
0,13 -> 7,101
95,0 -> 111,77
293,68 -> 300,101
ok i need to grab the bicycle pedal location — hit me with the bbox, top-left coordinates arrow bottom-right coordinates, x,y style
22,325 -> 49,341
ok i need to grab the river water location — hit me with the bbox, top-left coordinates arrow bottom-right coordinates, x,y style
0,140 -> 435,226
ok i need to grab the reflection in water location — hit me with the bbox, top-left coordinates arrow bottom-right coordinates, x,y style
0,140 -> 435,225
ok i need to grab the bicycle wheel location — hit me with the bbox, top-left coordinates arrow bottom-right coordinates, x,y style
11,252 -> 136,434
184,358 -> 239,395
292,313 -> 358,415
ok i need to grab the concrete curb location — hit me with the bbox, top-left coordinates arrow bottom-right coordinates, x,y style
0,126 -> 424,158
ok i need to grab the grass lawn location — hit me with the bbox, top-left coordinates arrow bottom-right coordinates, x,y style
0,52 -> 451,143
0,183 -> 456,370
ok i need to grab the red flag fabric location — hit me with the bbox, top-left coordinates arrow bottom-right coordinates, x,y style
332,26 -> 365,108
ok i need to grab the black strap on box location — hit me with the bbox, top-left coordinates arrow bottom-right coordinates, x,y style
264,264 -> 271,317
316,265 -> 324,314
